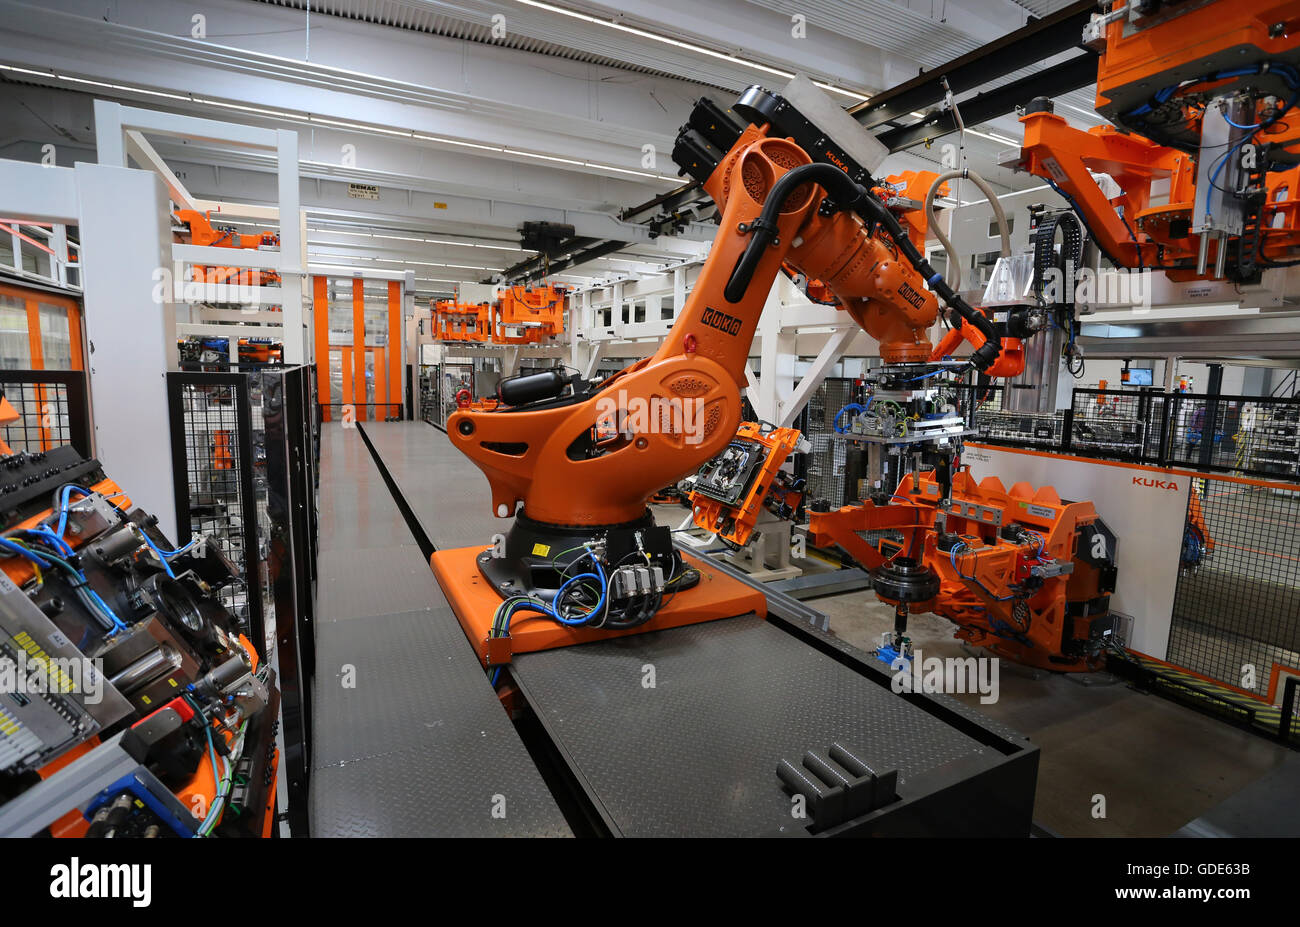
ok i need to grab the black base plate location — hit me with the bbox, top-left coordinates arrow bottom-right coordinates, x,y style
478,508 -> 698,603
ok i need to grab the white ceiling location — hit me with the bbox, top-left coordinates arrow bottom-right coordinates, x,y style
0,0 -> 1103,296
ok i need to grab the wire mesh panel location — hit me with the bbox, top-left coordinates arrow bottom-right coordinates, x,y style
804,378 -> 855,507
436,362 -> 476,427
1167,475 -> 1300,712
168,374 -> 259,637
1241,400 -> 1300,479
418,364 -> 440,426
1068,387 -> 1167,463
1167,394 -> 1244,472
1166,394 -> 1300,480
0,370 -> 91,456
972,390 -> 1065,450
167,366 -> 317,822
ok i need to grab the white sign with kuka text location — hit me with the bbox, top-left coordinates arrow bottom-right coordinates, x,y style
962,444 -> 1190,659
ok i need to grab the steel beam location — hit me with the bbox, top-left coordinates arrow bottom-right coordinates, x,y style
876,55 -> 1099,152
849,0 -> 1096,129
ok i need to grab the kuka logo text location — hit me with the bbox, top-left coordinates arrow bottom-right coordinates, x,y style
701,306 -> 742,336
1132,476 -> 1179,490
898,281 -> 926,310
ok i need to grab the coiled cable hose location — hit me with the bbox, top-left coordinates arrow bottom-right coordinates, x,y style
923,169 -> 1011,294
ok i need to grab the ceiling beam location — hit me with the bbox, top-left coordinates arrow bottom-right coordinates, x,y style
849,0 -> 1096,129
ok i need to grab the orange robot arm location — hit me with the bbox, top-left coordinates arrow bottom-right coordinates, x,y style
930,315 -> 1026,380
1017,110 -> 1190,269
1014,1 -> 1300,279
448,110 -> 1005,528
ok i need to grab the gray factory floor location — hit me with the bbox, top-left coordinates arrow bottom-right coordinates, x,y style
807,589 -> 1296,837
657,505 -> 1296,836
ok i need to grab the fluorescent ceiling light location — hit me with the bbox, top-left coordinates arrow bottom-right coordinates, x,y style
960,128 -> 1018,146
1,63 -> 679,183
302,226 -> 523,251
509,0 -> 869,101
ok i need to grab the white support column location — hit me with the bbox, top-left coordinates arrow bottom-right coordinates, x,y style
75,162 -> 180,541
611,281 -> 625,338
92,100 -> 127,167
744,362 -> 762,417
570,290 -> 601,374
502,346 -> 522,377
1163,354 -> 1179,392
276,130 -> 306,364
50,224 -> 68,288
403,270 -> 416,418
582,340 -> 608,379
752,287 -> 795,423
779,326 -> 857,427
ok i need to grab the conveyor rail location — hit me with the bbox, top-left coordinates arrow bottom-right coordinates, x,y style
309,424 -> 569,837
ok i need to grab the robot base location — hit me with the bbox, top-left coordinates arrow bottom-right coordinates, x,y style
430,546 -> 768,668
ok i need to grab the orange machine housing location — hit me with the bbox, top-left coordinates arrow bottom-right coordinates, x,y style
877,171 -> 947,249
1093,1 -> 1300,120
175,209 -> 281,288
494,284 -> 567,344
238,339 -> 282,364
809,468 -> 1115,672
430,546 -> 766,668
689,422 -> 805,547
929,311 -> 1026,379
0,481 -> 269,826
0,392 -> 19,455
433,298 -> 494,342
1,482 -> 274,832
432,286 -> 568,345
794,170 -> 950,306
1014,0 -> 1300,278
446,125 -> 984,529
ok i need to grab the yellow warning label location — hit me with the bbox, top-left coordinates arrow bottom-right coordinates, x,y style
531,543 -> 551,557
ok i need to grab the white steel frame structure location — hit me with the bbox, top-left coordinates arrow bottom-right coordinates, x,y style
94,100 -> 307,366
567,258 -> 881,426
0,155 -> 179,540
0,219 -> 81,291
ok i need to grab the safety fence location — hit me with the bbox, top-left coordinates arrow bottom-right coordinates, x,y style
1166,471 -> 1300,744
972,387 -> 1300,482
419,359 -> 510,430
166,365 -> 319,816
808,375 -> 1300,743
419,362 -> 473,429
418,364 -> 439,426
800,378 -> 855,507
0,368 -> 92,457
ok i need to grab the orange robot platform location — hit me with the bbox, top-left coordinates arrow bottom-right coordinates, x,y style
430,546 -> 767,667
